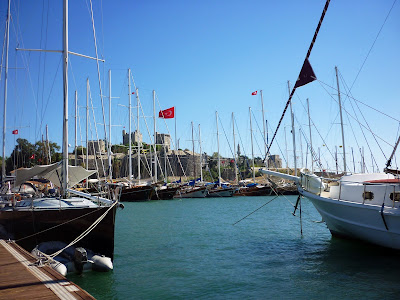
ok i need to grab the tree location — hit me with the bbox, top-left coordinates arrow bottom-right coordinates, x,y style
111,144 -> 128,154
5,138 -> 61,174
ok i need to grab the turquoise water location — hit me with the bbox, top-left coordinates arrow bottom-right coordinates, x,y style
69,196 -> 400,299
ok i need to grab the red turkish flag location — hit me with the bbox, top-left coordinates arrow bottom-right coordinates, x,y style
12,129 -> 18,134
251,91 -> 257,95
30,154 -> 35,159
159,107 -> 175,119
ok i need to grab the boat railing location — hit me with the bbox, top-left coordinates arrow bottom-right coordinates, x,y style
300,173 -> 400,208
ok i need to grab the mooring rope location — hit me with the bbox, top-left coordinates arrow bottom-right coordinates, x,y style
233,195 -> 279,225
49,200 -> 118,259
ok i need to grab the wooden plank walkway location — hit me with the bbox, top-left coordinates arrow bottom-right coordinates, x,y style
0,240 -> 95,300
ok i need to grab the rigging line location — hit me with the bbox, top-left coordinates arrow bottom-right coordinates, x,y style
37,56 -> 62,138
317,79 -> 393,150
251,110 -> 268,159
39,0 -> 50,139
89,0 -> 108,147
350,0 -> 398,91
293,93 -> 333,168
0,18 -> 6,80
265,0 -> 331,162
336,76 -> 383,170
88,82 -> 106,177
233,114 -> 249,181
339,71 -> 387,162
11,32 -> 42,143
233,195 -> 279,225
217,115 -> 235,160
317,79 -> 400,123
266,121 -> 289,170
34,0 -> 46,140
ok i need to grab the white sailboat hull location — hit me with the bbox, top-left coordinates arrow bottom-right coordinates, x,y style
300,185 -> 400,250
261,169 -> 400,250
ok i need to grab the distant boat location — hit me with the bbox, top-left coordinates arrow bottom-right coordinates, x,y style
175,186 -> 208,198
119,183 -> 154,202
207,186 -> 236,197
151,184 -> 180,200
234,183 -> 272,197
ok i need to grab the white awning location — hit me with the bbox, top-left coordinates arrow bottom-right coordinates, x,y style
11,163 -> 97,187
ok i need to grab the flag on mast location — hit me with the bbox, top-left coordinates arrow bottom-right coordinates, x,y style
294,58 -> 316,88
251,91 -> 257,95
12,129 -> 18,134
159,107 -> 175,119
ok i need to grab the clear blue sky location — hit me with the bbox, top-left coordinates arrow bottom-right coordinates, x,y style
1,0 -> 399,173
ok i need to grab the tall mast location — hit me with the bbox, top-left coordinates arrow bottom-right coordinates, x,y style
191,121 -> 195,179
74,91 -> 78,166
306,98 -> 314,173
62,0 -> 69,197
216,112 -> 221,187
249,107 -> 255,183
299,128 -> 303,169
128,69 -> 132,185
46,124 -> 51,164
232,112 -> 238,184
288,81 -> 297,176
260,90 -> 267,159
198,124 -> 203,182
2,0 -> 11,180
136,87 -> 140,182
284,127 -> 289,174
108,69 -> 112,179
86,78 -> 89,173
335,66 -> 346,173
153,90 -> 157,182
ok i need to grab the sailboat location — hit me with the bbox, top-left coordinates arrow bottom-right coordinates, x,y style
0,0 -> 120,261
118,70 -> 154,202
261,0 -> 400,250
234,107 -> 272,197
206,112 -> 236,198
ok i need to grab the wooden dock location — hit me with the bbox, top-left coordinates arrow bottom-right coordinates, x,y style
0,239 -> 95,300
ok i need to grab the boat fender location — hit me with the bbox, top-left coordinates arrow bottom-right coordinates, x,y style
50,261 -> 68,276
91,255 -> 113,272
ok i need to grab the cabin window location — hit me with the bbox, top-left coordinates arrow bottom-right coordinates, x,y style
363,191 -> 374,200
390,192 -> 400,202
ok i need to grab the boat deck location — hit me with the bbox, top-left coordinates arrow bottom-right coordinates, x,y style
0,239 -> 94,300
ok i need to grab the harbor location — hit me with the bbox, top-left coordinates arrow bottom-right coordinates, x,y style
1,0 -> 400,299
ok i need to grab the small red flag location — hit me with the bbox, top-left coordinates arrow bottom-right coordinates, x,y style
12,129 -> 18,134
132,92 -> 135,94
30,154 -> 35,159
251,91 -> 257,95
159,107 -> 175,119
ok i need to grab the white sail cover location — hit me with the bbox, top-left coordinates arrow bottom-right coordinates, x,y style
11,162 -> 96,187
